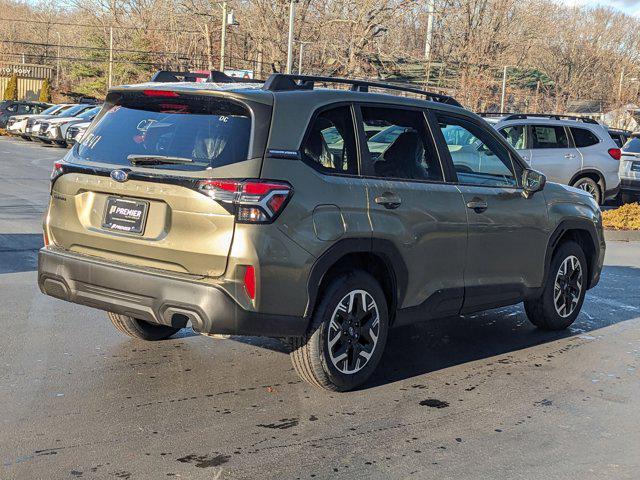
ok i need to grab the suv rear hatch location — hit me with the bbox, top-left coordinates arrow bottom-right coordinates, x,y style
47,87 -> 272,277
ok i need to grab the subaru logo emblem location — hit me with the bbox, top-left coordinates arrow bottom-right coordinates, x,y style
110,170 -> 128,182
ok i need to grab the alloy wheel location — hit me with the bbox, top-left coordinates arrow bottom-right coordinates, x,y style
576,181 -> 598,199
327,289 -> 380,374
553,255 -> 583,318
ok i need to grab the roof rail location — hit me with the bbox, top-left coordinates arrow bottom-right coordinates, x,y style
262,73 -> 462,107
150,70 -> 263,84
477,112 -> 512,117
501,113 -> 600,125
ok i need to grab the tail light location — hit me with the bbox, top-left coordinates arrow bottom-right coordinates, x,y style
197,179 -> 292,224
608,148 -> 622,160
51,161 -> 65,185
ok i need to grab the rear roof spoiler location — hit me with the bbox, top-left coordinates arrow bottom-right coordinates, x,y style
151,70 -> 263,84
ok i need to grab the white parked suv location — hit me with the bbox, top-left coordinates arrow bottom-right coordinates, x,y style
483,114 -> 621,205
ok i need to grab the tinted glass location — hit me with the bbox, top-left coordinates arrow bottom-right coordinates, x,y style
301,106 -> 358,174
437,114 -> 518,187
500,125 -> 526,150
74,94 -> 251,171
531,125 -> 569,149
623,137 -> 640,154
361,106 -> 442,181
571,127 -> 599,148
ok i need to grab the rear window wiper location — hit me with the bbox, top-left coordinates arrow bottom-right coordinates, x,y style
127,154 -> 194,166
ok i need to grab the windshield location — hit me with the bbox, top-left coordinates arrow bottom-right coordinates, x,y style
41,105 -> 64,115
58,105 -> 89,117
369,125 -> 408,144
74,93 -> 251,171
623,137 -> 640,154
77,106 -> 100,120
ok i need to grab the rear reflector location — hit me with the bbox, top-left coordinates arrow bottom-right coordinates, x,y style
608,148 -> 622,160
197,179 -> 292,224
244,266 -> 256,299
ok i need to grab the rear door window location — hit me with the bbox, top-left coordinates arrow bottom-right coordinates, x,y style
360,106 -> 443,181
571,127 -> 600,148
300,105 -> 358,174
531,125 -> 569,149
74,93 -> 252,171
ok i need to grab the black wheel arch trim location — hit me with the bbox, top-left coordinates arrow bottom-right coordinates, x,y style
544,219 -> 602,290
304,238 -> 408,320
569,169 -> 606,193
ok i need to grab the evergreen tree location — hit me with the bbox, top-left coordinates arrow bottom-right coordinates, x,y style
39,78 -> 52,102
3,74 -> 18,100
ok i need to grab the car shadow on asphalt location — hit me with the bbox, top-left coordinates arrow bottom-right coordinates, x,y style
367,265 -> 640,389
228,265 -> 640,390
0,233 -> 43,274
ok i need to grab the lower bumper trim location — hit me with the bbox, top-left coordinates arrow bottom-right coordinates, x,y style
38,247 -> 306,337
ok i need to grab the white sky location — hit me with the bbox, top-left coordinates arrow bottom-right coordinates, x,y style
562,0 -> 640,15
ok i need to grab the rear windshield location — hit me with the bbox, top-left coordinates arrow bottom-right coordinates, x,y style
623,137 -> 640,154
73,93 -> 251,171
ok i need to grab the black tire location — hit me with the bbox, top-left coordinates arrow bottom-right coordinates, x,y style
524,241 -> 587,330
621,192 -> 639,204
572,177 -> 601,205
290,270 -> 389,391
108,312 -> 180,341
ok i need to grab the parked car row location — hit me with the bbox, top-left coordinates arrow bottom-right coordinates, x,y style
4,101 -> 98,147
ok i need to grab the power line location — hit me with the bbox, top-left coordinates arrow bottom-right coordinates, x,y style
0,51 -> 259,68
0,16 -> 250,39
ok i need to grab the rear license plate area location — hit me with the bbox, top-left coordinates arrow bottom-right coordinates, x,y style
102,196 -> 149,235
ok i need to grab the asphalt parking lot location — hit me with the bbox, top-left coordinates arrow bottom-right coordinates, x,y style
1,136 -> 639,480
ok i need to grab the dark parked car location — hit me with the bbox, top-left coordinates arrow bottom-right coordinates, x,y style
0,100 -> 50,128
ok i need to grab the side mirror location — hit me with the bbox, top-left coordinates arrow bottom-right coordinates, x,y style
522,169 -> 546,198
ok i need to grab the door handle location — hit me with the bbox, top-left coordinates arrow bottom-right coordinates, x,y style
466,199 -> 488,213
375,193 -> 402,209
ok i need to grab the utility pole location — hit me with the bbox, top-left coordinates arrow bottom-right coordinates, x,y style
220,1 -> 228,71
204,23 -> 213,70
108,26 -> 113,89
55,31 -> 61,87
298,41 -> 311,75
618,65 -> 625,103
424,0 -> 435,85
286,0 -> 296,74
500,65 -> 508,112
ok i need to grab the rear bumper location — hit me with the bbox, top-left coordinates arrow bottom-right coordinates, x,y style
38,247 -> 306,337
620,178 -> 640,194
604,183 -> 620,201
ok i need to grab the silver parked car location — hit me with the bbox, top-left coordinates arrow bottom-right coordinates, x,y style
35,106 -> 100,147
483,114 -> 621,205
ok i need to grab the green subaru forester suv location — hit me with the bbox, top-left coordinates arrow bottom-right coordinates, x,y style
38,71 -> 605,391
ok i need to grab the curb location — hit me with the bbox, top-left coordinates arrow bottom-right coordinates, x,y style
604,229 -> 640,242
